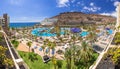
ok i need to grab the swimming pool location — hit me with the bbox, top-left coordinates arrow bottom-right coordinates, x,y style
31,28 -> 55,37
80,31 -> 89,37
107,29 -> 113,35
31,28 -> 90,37
31,28 -> 65,37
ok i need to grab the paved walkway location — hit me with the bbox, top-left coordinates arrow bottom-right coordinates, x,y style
90,30 -> 116,69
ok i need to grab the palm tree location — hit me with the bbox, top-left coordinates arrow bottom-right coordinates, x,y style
47,40 -> 52,56
78,41 -> 93,68
64,48 -> 73,69
56,60 -> 63,69
70,44 -> 79,69
71,35 -> 76,44
51,56 -> 57,69
26,41 -> 32,53
87,32 -> 96,45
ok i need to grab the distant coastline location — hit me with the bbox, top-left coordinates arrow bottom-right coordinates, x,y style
9,22 -> 40,28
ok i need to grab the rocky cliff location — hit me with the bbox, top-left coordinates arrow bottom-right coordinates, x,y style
52,12 -> 116,25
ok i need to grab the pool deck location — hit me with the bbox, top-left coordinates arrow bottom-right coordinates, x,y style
17,38 -> 65,60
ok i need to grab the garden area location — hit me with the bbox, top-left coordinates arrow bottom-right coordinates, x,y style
18,51 -> 66,69
18,49 -> 98,69
96,47 -> 120,69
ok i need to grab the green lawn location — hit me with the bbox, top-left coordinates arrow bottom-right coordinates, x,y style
18,51 -> 66,69
18,51 -> 98,69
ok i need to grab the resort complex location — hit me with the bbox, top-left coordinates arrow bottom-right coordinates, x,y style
1,1 -> 120,69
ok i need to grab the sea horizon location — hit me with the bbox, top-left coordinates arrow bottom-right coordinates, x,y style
9,22 -> 40,28
10,21 -> 40,23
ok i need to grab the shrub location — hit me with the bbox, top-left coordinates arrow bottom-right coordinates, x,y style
11,39 -> 19,48
57,60 -> 63,69
56,50 -> 63,55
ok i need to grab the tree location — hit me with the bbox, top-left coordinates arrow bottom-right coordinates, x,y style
87,32 -> 96,45
26,41 -> 32,52
47,40 -> 52,56
71,35 -> 76,44
111,48 -> 120,65
56,60 -> 63,69
51,56 -> 57,69
64,48 -> 72,69
78,41 -> 93,68
115,32 -> 120,45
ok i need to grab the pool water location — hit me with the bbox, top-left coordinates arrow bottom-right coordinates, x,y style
107,29 -> 113,35
31,28 -> 64,37
80,31 -> 89,37
31,28 -> 89,37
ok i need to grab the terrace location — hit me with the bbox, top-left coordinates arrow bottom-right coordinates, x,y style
0,29 -> 28,69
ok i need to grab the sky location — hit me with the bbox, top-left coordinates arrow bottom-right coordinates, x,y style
0,0 -> 120,22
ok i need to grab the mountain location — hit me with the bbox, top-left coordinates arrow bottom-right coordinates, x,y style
51,12 -> 116,26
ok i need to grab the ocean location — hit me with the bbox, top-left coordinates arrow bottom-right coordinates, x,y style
9,22 -> 40,28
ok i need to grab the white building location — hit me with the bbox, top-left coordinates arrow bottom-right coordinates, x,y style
41,18 -> 58,25
116,3 -> 120,28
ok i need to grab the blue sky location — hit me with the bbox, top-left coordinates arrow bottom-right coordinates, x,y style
0,0 -> 119,22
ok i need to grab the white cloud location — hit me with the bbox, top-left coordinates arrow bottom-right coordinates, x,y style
114,1 -> 119,6
82,2 -> 101,12
76,1 -> 84,6
57,0 -> 70,7
83,6 -> 101,12
90,2 -> 94,6
99,11 -> 117,17
11,16 -> 47,22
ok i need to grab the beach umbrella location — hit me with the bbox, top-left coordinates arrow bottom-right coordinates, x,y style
51,49 -> 55,55
39,47 -> 42,51
70,28 -> 81,33
45,48 -> 49,54
106,28 -> 110,30
34,46 -> 37,49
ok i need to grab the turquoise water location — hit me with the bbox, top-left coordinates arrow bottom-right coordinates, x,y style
32,28 -> 89,37
80,31 -> 89,37
108,29 -> 113,35
31,28 -> 55,37
31,28 -> 64,37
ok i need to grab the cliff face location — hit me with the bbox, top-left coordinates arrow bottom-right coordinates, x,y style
52,12 -> 116,25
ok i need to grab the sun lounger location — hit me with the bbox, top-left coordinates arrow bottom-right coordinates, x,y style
100,42 -> 107,45
42,55 -> 50,63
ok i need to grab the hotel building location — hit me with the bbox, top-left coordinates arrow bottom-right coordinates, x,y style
0,14 -> 10,29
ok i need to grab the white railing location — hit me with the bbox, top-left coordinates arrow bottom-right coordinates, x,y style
90,30 -> 116,69
3,32 -> 20,69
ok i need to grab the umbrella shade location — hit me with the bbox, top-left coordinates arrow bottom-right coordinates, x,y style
71,28 -> 81,33
45,48 -> 49,53
39,47 -> 42,51
106,28 -> 110,30
34,46 -> 37,49
51,49 -> 55,55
